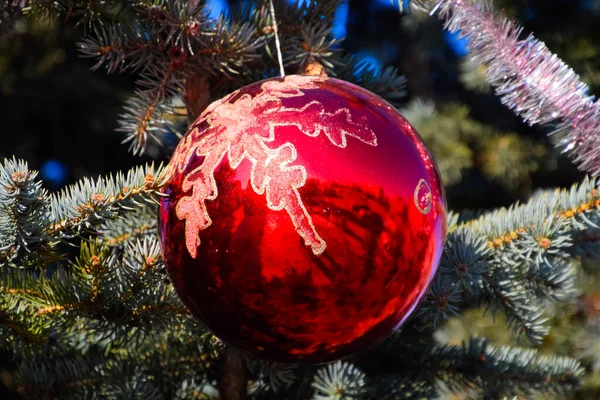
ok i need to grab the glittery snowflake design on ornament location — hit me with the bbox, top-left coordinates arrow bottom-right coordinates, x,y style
170,75 -> 378,259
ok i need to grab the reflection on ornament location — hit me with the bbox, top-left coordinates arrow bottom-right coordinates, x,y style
159,75 -> 447,363
414,179 -> 433,214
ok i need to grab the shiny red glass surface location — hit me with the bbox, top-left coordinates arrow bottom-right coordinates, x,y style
159,75 -> 447,363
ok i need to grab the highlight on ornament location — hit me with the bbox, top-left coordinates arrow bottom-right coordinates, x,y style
159,74 -> 447,363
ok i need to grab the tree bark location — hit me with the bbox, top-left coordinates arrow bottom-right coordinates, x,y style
184,75 -> 211,125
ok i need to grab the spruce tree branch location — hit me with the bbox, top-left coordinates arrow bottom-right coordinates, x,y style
120,66 -> 179,155
34,302 -> 191,318
6,272 -> 189,328
419,224 -> 558,343
422,338 -> 584,395
311,361 -> 366,399
100,203 -> 158,247
20,0 -> 62,21
1,271 -> 54,307
156,351 -> 216,370
118,250 -> 160,304
0,247 -> 16,266
14,351 -> 108,398
0,158 -> 51,264
36,303 -> 75,316
192,18 -> 263,76
417,274 -> 462,328
425,179 -> 596,342
368,373 -> 435,399
78,22 -> 157,74
28,274 -> 190,324
284,22 -> 340,74
1,1 -> 26,35
47,163 -> 168,238
104,223 -> 154,247
75,0 -> 346,157
333,54 -> 407,105
481,268 -> 549,343
13,329 -> 220,399
1,236 -> 197,361
130,304 -> 191,319
22,0 -> 126,29
460,177 -> 600,250
0,310 -> 47,345
571,229 -> 600,259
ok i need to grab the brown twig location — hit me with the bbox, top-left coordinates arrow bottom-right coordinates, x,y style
184,75 -> 212,125
218,347 -> 248,400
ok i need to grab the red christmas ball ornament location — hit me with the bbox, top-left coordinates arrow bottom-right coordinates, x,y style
159,75 -> 446,363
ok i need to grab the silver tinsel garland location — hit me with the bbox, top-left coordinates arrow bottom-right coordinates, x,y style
406,0 -> 600,176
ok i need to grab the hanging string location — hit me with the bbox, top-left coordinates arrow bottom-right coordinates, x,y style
268,0 -> 285,77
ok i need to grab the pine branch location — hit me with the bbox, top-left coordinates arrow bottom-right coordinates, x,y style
99,203 -> 157,247
283,21 -> 340,72
11,329 -> 221,399
22,0 -> 126,29
0,158 -> 53,266
76,0 -> 352,156
1,237 -> 195,364
419,175 -> 600,343
311,361 -> 366,400
334,54 -> 407,106
246,360 -> 297,394
48,163 -> 168,238
422,338 -> 584,396
78,21 -> 157,74
481,266 -> 550,343
77,2 -> 265,155
32,238 -> 188,326
464,176 -> 600,250
0,298 -> 48,347
118,86 -> 176,156
16,350 -> 107,399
